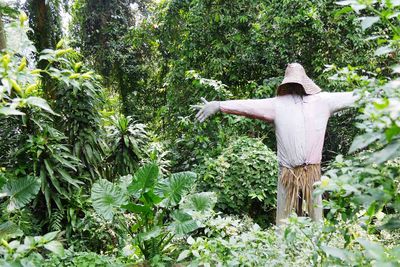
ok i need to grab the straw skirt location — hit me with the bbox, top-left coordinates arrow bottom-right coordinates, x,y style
276,164 -> 323,225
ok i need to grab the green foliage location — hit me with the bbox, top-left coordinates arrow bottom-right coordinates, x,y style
91,179 -> 127,221
315,0 -> 400,237
2,1 -> 400,266
104,115 -> 148,178
316,155 -> 400,234
0,175 -> 40,212
0,230 -> 65,266
37,43 -> 106,180
68,208 -> 129,254
200,136 -> 278,221
157,171 -> 196,206
0,221 -> 23,240
70,0 -> 150,114
90,163 -> 215,262
0,29 -> 55,116
178,216 -> 400,266
42,252 -> 126,267
0,16 -> 84,218
22,126 -> 82,214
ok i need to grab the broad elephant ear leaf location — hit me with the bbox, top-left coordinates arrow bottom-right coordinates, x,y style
156,171 -> 197,207
168,210 -> 199,236
128,163 -> 159,197
0,176 -> 41,211
91,179 -> 126,220
180,192 -> 217,215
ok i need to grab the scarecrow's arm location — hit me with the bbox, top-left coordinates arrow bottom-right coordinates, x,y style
324,91 -> 359,115
219,98 -> 276,122
195,98 -> 276,123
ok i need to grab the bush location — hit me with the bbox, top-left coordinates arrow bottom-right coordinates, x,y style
200,136 -> 278,222
177,216 -> 400,267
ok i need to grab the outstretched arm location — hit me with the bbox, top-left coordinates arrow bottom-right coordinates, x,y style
324,91 -> 359,115
195,97 -> 276,122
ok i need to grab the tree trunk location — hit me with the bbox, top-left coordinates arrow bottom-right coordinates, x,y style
0,14 -> 6,50
28,0 -> 48,52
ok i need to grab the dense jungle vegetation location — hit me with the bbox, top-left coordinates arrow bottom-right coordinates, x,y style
0,0 -> 399,266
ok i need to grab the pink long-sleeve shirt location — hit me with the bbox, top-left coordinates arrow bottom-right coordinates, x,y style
220,92 -> 357,168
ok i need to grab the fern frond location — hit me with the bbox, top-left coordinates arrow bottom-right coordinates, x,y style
50,210 -> 64,231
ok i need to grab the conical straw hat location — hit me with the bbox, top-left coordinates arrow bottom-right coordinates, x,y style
277,63 -> 321,95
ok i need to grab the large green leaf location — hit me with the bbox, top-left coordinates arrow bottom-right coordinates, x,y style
0,221 -> 23,240
357,239 -> 385,261
379,216 -> 400,230
368,141 -> 400,164
25,96 -> 57,115
0,176 -> 41,211
168,210 -> 199,236
91,179 -> 127,220
157,172 -> 197,206
128,163 -> 159,197
44,240 -> 65,257
348,132 -> 381,154
122,203 -> 152,214
180,192 -> 217,214
137,226 -> 162,241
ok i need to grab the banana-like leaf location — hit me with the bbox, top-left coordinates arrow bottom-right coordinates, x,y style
91,179 -> 127,220
1,176 -> 41,211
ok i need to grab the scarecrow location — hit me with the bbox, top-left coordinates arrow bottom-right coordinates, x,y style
195,63 -> 358,225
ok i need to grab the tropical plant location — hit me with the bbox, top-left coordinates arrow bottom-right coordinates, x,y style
0,230 -> 65,266
0,13 -> 108,244
90,162 -> 216,262
0,14 -> 84,218
0,13 -> 55,117
40,43 -> 106,180
104,114 -> 148,178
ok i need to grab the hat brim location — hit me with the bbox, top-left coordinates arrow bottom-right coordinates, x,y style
277,76 -> 321,96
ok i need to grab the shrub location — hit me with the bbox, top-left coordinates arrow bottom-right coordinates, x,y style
200,136 -> 278,221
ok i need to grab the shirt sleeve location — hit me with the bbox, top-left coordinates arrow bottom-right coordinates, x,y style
219,98 -> 276,122
323,91 -> 358,115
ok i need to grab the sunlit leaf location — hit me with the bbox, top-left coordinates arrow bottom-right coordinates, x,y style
128,163 -> 159,196
359,16 -> 379,30
349,132 -> 381,153
369,141 -> 400,164
25,96 -> 57,115
375,45 -> 394,56
43,240 -> 64,256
